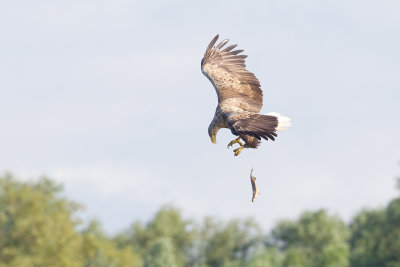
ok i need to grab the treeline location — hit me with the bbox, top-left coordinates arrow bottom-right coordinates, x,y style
0,173 -> 399,267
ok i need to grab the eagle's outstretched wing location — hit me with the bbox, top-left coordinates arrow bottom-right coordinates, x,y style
201,34 -> 263,113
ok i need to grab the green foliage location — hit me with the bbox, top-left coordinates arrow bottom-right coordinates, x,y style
115,210 -> 266,267
270,210 -> 350,267
349,197 -> 400,267
115,206 -> 196,266
81,220 -> 141,267
198,217 -> 264,267
0,173 -> 82,267
0,174 -> 141,267
144,237 -> 178,267
246,248 -> 282,267
2,172 -> 400,267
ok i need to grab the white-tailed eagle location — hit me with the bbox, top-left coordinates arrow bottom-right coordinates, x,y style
201,34 -> 291,156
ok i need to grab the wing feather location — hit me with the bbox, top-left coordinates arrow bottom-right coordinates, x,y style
229,114 -> 278,141
230,49 -> 244,55
222,44 -> 237,52
201,34 -> 263,112
216,39 -> 229,49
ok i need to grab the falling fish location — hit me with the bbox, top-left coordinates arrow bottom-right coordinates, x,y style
250,168 -> 259,202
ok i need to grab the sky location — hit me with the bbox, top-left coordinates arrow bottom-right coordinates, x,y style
0,0 -> 399,234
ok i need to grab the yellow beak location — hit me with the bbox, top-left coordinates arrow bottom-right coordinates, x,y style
211,135 -> 216,144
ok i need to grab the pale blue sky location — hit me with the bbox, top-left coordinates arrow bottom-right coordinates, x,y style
1,0 -> 399,233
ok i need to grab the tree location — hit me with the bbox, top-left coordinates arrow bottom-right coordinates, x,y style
0,173 -> 141,267
245,248 -> 282,267
81,220 -> 141,267
349,198 -> 400,267
269,210 -> 350,267
0,173 -> 82,267
144,237 -> 178,267
198,217 -> 264,267
115,206 -> 196,266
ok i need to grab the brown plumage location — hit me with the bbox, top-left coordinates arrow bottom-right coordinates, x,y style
201,34 -> 291,156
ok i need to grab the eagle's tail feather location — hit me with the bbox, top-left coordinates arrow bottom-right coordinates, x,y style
265,112 -> 291,132
232,114 -> 278,141
232,113 -> 291,142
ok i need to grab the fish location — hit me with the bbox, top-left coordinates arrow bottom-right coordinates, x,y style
250,168 -> 259,202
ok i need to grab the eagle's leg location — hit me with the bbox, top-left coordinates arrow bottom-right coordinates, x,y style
227,137 -> 243,148
233,145 -> 245,156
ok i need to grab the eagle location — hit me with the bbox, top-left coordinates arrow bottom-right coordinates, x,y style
201,34 -> 291,156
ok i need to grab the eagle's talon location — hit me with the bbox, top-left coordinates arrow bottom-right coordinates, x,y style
227,137 -> 243,149
233,146 -> 245,156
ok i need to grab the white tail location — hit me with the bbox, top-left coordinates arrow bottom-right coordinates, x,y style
266,112 -> 291,131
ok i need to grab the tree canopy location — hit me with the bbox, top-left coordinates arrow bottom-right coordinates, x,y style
1,172 -> 399,267
0,174 -> 141,267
